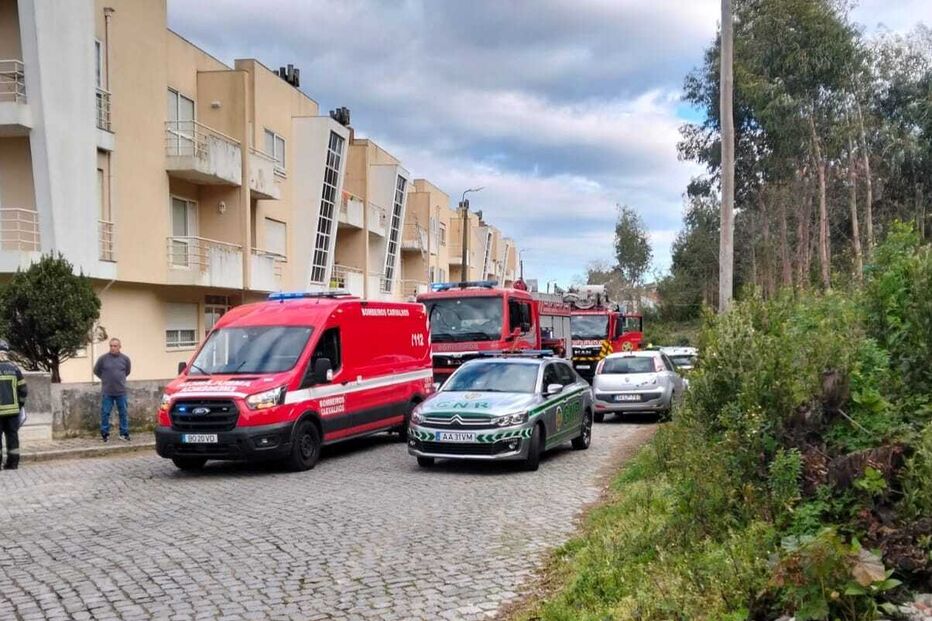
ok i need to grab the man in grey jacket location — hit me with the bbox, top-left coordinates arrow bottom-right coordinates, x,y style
94,338 -> 132,442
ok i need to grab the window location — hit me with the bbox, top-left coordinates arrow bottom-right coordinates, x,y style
556,363 -> 576,386
169,197 -> 197,267
165,303 -> 198,349
508,299 -> 533,335
425,296 -> 502,342
95,40 -> 103,88
439,223 -> 447,246
304,327 -> 341,387
542,364 -> 560,389
310,131 -> 345,283
264,129 -> 286,173
429,266 -> 436,283
264,218 -> 287,257
204,295 -> 231,337
167,89 -> 195,155
382,174 -> 407,292
661,354 -> 675,372
481,229 -> 493,277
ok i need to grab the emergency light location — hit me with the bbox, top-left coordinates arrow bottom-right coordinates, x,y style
429,280 -> 498,292
268,290 -> 352,301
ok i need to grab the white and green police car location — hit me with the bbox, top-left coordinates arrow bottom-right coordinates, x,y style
407,355 -> 594,471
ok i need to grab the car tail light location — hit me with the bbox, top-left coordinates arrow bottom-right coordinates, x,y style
654,358 -> 664,373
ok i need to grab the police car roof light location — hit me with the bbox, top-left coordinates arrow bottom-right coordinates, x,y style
268,290 -> 352,301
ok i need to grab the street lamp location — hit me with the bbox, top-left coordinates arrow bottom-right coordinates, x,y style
459,187 -> 484,279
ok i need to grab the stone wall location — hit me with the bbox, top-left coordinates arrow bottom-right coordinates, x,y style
51,379 -> 169,436
23,371 -> 52,415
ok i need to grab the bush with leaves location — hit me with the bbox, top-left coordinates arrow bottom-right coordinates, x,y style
0,254 -> 101,382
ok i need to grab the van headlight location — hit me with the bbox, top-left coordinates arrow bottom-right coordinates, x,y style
494,412 -> 528,427
159,393 -> 171,411
245,386 -> 286,410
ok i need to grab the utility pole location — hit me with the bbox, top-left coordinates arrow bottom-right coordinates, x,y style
459,187 -> 483,281
719,0 -> 735,313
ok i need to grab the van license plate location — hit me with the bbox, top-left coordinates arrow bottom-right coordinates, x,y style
434,431 -> 477,443
615,394 -> 640,402
182,434 -> 218,444
576,365 -> 591,370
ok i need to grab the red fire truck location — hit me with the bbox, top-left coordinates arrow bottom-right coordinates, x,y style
566,286 -> 644,382
155,291 -> 433,472
417,281 -> 573,384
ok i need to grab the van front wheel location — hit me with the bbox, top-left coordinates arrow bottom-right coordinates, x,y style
285,420 -> 321,472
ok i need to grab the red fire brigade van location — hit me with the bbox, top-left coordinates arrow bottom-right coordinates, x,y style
155,291 -> 433,472
417,281 -> 573,384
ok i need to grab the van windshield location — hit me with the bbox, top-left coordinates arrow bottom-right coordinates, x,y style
188,326 -> 313,375
425,296 -> 503,342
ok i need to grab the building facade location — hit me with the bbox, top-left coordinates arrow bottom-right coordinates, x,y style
0,0 -> 519,382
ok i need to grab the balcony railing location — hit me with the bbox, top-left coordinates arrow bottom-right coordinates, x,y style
330,264 -> 363,289
250,248 -> 285,291
0,60 -> 26,103
0,208 -> 39,251
368,203 -> 388,235
166,120 -> 239,159
165,120 -> 242,186
402,223 -> 427,252
167,236 -> 243,289
96,88 -> 111,131
98,219 -> 115,261
248,148 -> 280,200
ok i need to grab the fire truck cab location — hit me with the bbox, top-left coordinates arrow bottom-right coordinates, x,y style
155,291 -> 433,472
417,281 -> 573,384
566,286 -> 644,382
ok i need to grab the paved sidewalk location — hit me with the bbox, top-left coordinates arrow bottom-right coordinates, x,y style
19,434 -> 155,463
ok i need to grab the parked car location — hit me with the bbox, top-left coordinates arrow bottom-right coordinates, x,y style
407,354 -> 593,471
592,350 -> 685,421
155,291 -> 433,472
660,346 -> 698,373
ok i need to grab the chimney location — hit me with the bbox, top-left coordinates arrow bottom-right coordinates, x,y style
277,64 -> 300,87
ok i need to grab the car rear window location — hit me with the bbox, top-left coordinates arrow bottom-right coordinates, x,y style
670,355 -> 696,367
600,356 -> 656,374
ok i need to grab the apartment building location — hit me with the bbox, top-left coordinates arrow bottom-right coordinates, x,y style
0,0 -> 521,382
1,0 -> 350,381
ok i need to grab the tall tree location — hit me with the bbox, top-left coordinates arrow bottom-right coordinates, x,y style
613,205 -> 653,287
719,0 -> 736,313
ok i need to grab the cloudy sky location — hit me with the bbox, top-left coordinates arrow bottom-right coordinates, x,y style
169,0 -> 931,287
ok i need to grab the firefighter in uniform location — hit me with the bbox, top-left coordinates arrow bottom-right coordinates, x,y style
0,339 -> 27,470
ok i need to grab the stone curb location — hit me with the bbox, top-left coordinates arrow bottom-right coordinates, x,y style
21,442 -> 156,463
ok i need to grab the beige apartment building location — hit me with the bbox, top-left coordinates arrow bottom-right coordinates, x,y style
0,0 -> 519,383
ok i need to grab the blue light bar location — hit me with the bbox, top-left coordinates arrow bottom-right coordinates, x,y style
268,290 -> 351,301
429,280 -> 498,292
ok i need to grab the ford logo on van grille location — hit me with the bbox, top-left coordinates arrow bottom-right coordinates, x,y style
192,407 -> 211,415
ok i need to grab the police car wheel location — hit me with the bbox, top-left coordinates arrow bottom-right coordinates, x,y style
171,456 -> 206,471
594,411 -> 605,423
572,411 -> 592,450
286,420 -> 321,472
417,456 -> 435,468
521,424 -> 543,472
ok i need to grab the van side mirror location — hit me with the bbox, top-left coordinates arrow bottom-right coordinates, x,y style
546,383 -> 563,396
178,361 -> 187,375
313,358 -> 334,384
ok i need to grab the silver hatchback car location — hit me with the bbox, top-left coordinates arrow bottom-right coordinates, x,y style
592,350 -> 685,420
408,356 -> 594,471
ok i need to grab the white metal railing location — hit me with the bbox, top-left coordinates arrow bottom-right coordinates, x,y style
167,236 -> 241,269
0,208 -> 39,251
368,203 -> 388,230
250,147 -> 276,164
165,120 -> 240,159
376,272 -> 394,295
96,88 -> 111,131
0,60 -> 26,103
251,248 -> 285,277
403,223 -> 428,251
331,264 -> 363,289
99,220 -> 115,261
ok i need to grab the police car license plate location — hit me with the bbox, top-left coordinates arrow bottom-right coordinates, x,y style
615,394 -> 640,402
182,434 -> 218,444
434,431 -> 477,443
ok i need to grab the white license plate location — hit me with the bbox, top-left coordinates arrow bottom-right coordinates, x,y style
615,394 -> 640,402
576,365 -> 591,370
434,431 -> 477,443
182,434 -> 218,444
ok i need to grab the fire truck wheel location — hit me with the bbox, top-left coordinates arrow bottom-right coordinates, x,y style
572,411 -> 592,450
285,419 -> 321,472
594,411 -> 605,423
520,424 -> 543,472
171,456 -> 206,471
416,456 -> 435,468
396,402 -> 417,442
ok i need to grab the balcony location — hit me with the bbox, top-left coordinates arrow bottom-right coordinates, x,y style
250,248 -> 285,292
401,223 -> 427,253
248,148 -> 281,200
338,193 -> 364,229
96,88 -> 111,131
166,236 -> 243,289
368,203 -> 387,237
401,279 -> 428,299
448,244 -> 476,267
0,60 -> 31,135
0,208 -> 39,251
99,220 -> 115,262
165,120 -> 242,186
330,264 -> 365,297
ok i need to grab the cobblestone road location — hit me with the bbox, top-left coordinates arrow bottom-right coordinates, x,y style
0,419 -> 654,621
